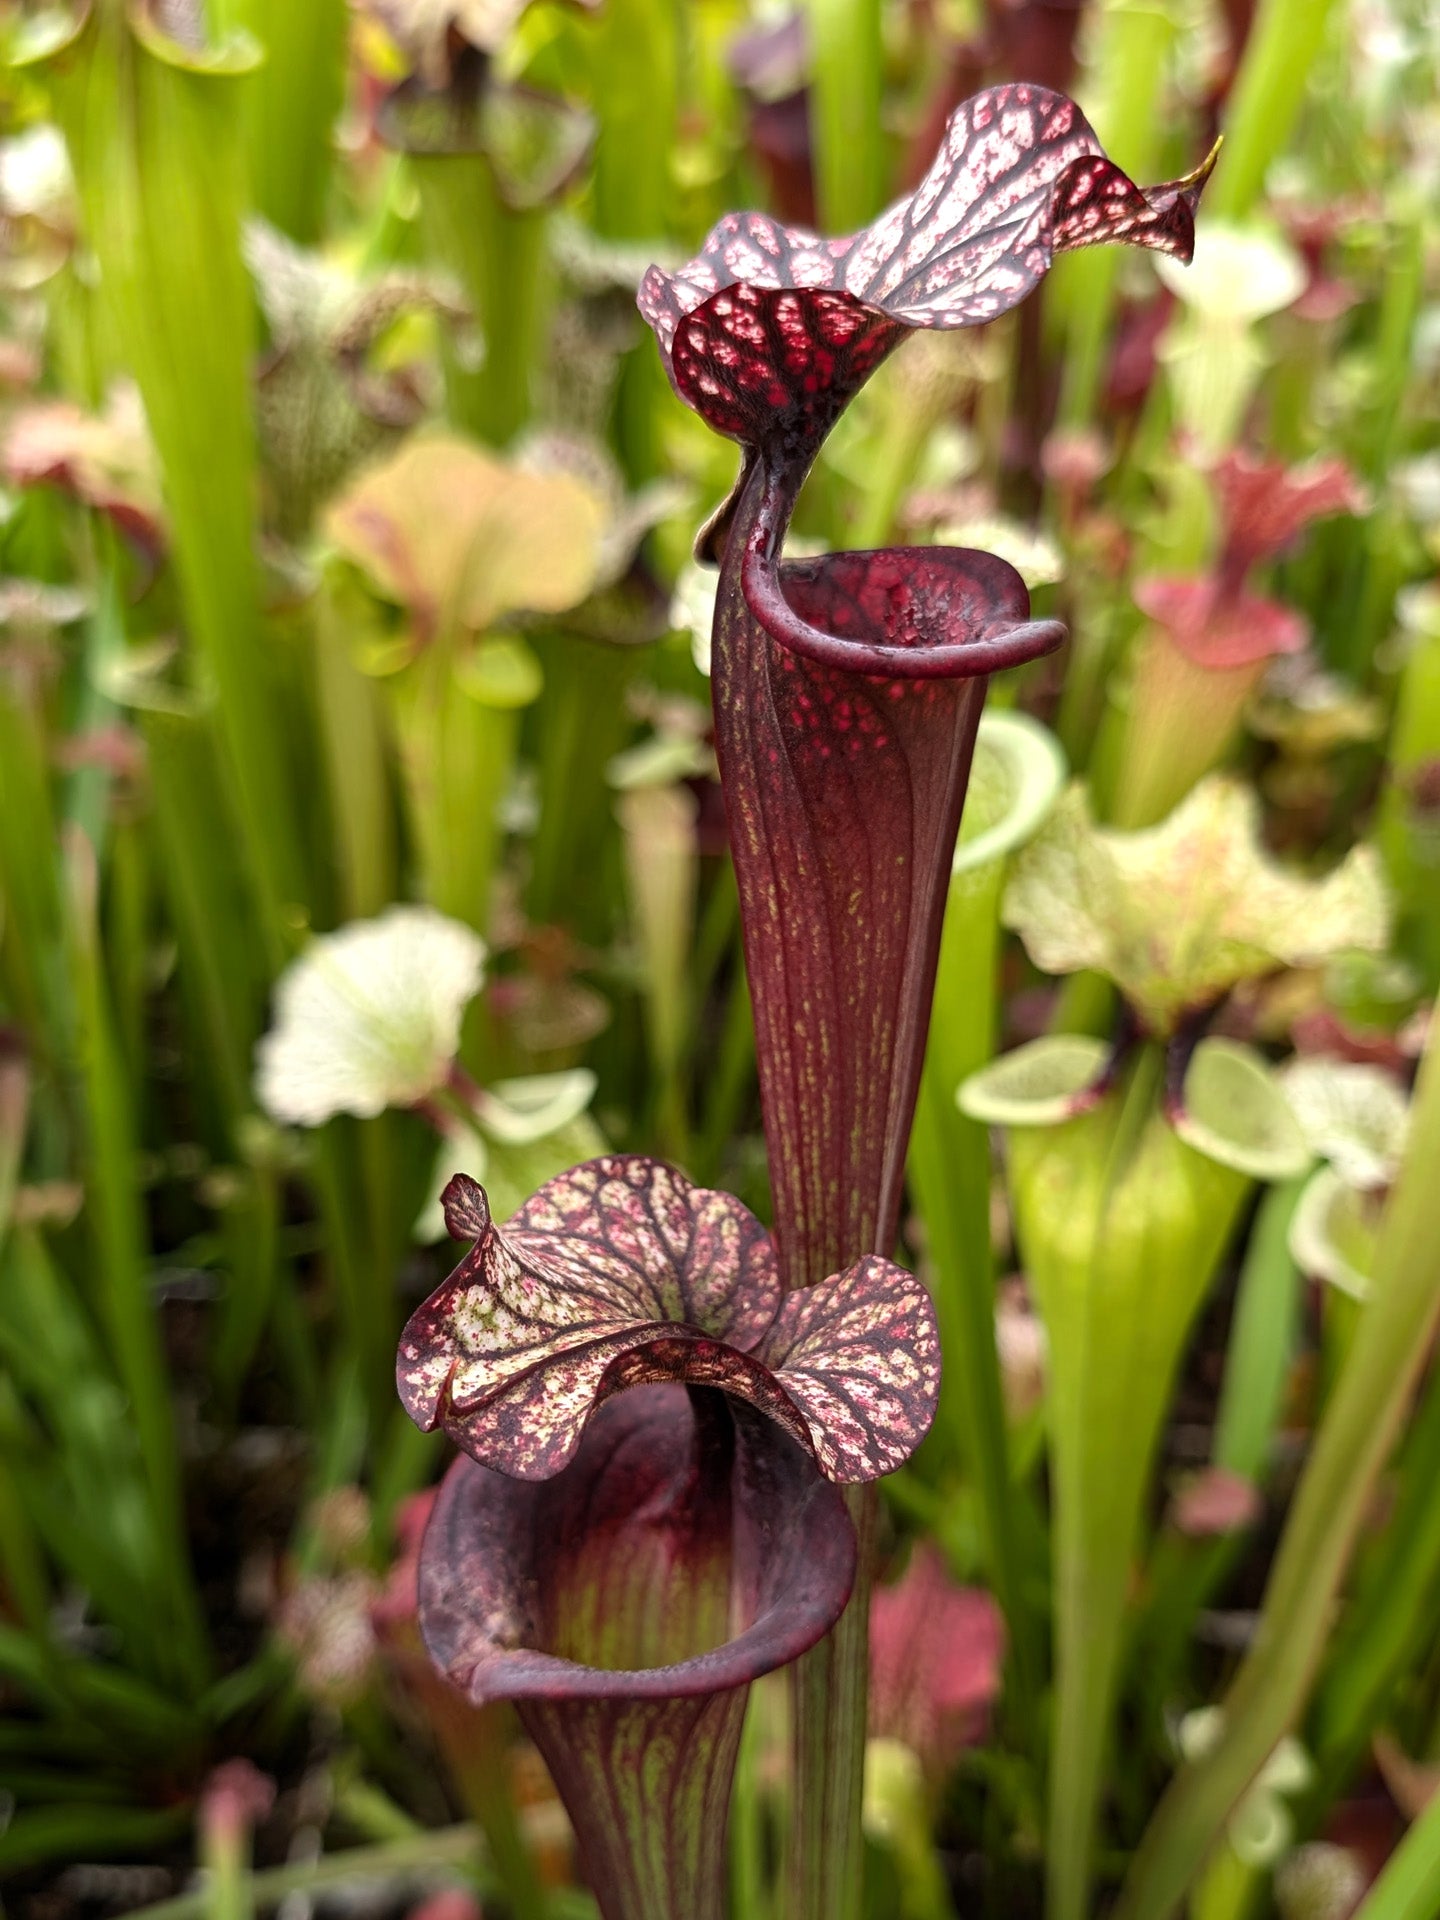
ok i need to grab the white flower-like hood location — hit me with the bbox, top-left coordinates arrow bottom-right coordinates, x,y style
256,906 -> 486,1126
1003,778 -> 1390,1036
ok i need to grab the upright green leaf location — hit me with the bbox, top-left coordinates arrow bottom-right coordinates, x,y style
40,5 -> 307,955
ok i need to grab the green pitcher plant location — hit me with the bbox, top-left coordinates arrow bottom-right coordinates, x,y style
960,772 -> 1390,1920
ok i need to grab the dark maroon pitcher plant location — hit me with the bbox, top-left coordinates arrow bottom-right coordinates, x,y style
396,83 -> 1216,1920
637,79 -> 1216,1919
400,1158 -> 938,1920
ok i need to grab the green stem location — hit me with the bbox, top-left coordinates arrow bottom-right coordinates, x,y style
1044,1045 -> 1164,1920
1211,1178 -> 1305,1479
588,0 -> 676,242
311,1123 -> 391,1427
49,6 -> 308,962
412,154 -> 548,448
142,711 -> 263,1123
585,0 -> 678,480
1015,1046 -> 1254,1920
1188,1845 -> 1261,1920
63,839 -> 209,1692
1314,1355 -> 1440,1781
232,0 -> 347,243
312,574 -> 397,923
730,1693 -> 772,1920
1114,1006 -> 1440,1920
1205,0 -> 1342,220
1378,589 -> 1440,988
1053,3 -> 1176,426
528,631 -> 635,942
0,683 -> 70,1056
789,1483 -> 876,1920
849,400 -> 931,551
1127,1179 -> 1304,1741
687,864 -> 741,1054
393,640 -> 520,935
908,861 -> 1039,1711
144,704 -> 290,1403
201,1818 -> 254,1920
802,0 -> 885,230
1350,1785 -> 1440,1920
1327,208 -> 1425,686
63,554 -> 126,858
618,784 -> 697,1165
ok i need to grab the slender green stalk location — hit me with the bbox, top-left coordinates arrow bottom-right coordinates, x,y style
1378,589 -> 1440,985
1212,1179 -> 1305,1479
1314,1360 -> 1440,1779
789,1483 -> 877,1920
311,1121 -> 393,1426
908,858 -> 1037,1706
62,836 -> 209,1691
312,574 -> 398,923
45,6 -> 308,958
730,1693 -> 773,1920
849,390 -> 932,551
1356,206 -> 1425,494
143,711 -> 263,1122
1189,1845 -> 1261,1920
1045,1046 -> 1158,1920
1126,1180 -> 1304,1737
1350,1785 -> 1440,1920
232,0 -> 347,243
1327,205 -> 1425,687
412,155 -> 549,448
1054,3 -> 1176,425
588,0 -> 676,242
62,554 -> 127,858
528,631 -> 635,943
0,684 -> 70,1055
144,708 -> 287,1401
1205,0 -> 1342,219
618,784 -> 697,1164
1008,1048 -> 1252,1920
200,1805 -> 256,1920
391,640 -> 526,935
802,0 -> 885,230
103,816 -> 150,1093
586,0 -> 678,479
1114,1007 -> 1440,1920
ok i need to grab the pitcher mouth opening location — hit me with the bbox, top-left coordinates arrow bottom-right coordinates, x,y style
418,1386 -> 858,1708
728,450 -> 1065,683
